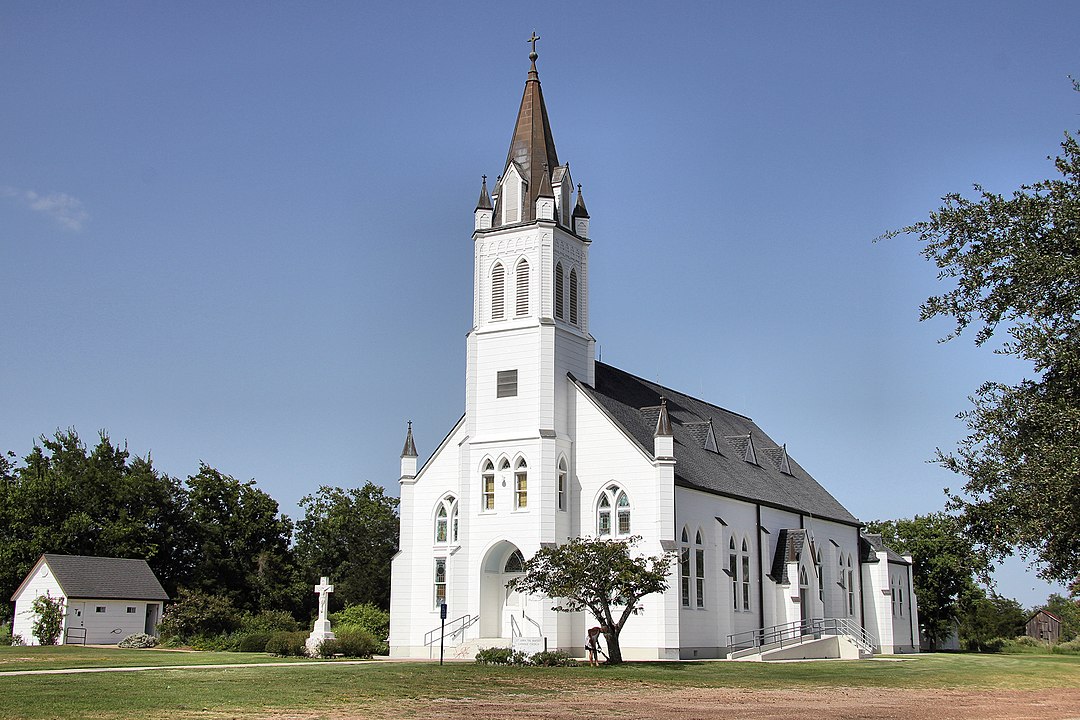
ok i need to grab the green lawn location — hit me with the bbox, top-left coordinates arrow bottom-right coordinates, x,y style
0,645 -> 337,671
0,651 -> 1077,720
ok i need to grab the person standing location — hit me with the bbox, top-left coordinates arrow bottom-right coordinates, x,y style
586,626 -> 603,666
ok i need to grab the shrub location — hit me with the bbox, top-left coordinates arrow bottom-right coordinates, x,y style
330,603 -> 389,638
1052,638 -> 1080,655
1012,635 -> 1041,647
474,646 -> 528,665
118,633 -> 159,649
238,632 -> 272,653
530,650 -> 577,667
0,624 -> 13,647
158,589 -> 240,641
332,627 -> 378,658
31,593 -> 65,646
265,631 -> 308,657
238,610 -> 300,634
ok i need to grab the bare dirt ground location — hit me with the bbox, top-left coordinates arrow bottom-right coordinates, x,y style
254,686 -> 1080,720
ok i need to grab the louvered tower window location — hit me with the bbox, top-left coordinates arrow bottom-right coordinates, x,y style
491,262 -> 505,320
568,268 -> 578,325
554,263 -> 564,320
515,259 -> 529,316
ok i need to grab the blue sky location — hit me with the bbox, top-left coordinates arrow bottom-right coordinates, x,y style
1,2 -> 1076,607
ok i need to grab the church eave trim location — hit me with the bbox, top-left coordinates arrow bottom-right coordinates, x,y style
411,413 -> 467,481
567,373 -> 656,465
672,478 -> 864,529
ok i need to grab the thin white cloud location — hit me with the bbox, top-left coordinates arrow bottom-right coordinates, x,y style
1,185 -> 89,231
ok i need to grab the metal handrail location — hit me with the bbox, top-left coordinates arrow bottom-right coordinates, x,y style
424,614 -> 475,647
510,614 -> 522,638
64,627 -> 87,646
728,617 -> 876,656
520,610 -> 543,637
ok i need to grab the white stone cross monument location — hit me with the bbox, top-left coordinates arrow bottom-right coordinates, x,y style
305,576 -> 336,656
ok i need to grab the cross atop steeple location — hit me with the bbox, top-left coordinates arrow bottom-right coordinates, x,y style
527,31 -> 540,63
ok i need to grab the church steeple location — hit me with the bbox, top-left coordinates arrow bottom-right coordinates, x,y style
495,33 -> 560,225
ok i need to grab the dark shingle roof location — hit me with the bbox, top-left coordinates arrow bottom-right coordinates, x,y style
574,362 -> 861,526
38,554 -> 169,601
859,534 -> 910,565
770,529 -> 813,583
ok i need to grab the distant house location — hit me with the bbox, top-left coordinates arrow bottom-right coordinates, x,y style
10,554 -> 169,645
1026,609 -> 1063,645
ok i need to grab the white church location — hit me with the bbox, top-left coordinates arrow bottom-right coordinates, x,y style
389,42 -> 918,660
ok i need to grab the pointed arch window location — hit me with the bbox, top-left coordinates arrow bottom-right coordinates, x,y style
491,262 -> 505,321
515,259 -> 530,317
740,537 -> 751,612
504,549 -> 525,573
596,484 -> 630,537
694,530 -> 705,608
815,546 -> 824,603
847,556 -> 855,616
554,263 -> 565,320
434,495 -> 459,544
514,458 -> 528,509
557,457 -> 567,511
728,536 -> 738,610
481,460 -> 495,511
568,268 -> 579,325
680,527 -> 691,607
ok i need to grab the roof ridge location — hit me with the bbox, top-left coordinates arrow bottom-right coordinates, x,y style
594,360 -> 755,422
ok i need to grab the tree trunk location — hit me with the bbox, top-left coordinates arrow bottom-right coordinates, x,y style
604,629 -> 623,664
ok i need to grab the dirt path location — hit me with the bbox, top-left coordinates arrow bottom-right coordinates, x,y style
301,686 -> 1080,720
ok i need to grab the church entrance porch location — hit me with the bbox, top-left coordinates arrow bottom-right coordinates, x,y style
479,541 -> 528,640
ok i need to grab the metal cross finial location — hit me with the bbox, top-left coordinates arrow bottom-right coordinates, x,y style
527,31 -> 540,63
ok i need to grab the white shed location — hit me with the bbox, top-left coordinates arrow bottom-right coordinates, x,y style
10,554 -> 169,645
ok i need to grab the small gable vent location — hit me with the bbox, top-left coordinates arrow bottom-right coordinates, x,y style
725,435 -> 758,465
761,444 -> 793,475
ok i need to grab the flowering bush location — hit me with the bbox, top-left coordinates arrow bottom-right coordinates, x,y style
118,633 -> 159,648
31,593 -> 65,646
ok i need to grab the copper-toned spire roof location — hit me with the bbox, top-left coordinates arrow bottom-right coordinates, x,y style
476,175 -> 492,210
401,421 -> 417,458
501,33 -> 560,223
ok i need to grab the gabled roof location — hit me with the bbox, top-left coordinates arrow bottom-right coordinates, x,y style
770,528 -> 815,583
859,533 -> 910,565
12,554 -> 169,602
572,361 -> 861,526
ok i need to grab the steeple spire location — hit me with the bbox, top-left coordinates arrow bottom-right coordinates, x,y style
499,32 -> 560,224
475,175 -> 492,210
401,421 -> 417,458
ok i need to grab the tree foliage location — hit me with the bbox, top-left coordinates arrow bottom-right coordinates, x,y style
886,130 -> 1080,583
293,484 -> 399,611
186,464 -> 302,614
865,514 -> 979,650
508,536 -> 674,664
1039,593 -> 1080,642
0,430 -> 193,600
958,589 -> 1026,652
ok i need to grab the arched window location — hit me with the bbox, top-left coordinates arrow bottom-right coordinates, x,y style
554,263 -> 565,320
491,262 -> 505,321
680,527 -> 691,607
728,536 -> 738,610
514,458 -> 528,509
596,484 -> 631,537
847,556 -> 855,616
815,546 -> 824,603
434,495 -> 458,544
694,530 -> 705,608
504,549 -> 525,573
557,457 -> 567,511
433,557 -> 446,608
481,460 -> 495,510
568,268 -> 579,325
515,259 -> 529,316
740,537 -> 751,612
890,575 -> 898,616
898,578 -> 904,617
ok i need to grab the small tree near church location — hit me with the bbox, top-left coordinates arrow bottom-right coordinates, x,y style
507,536 -> 674,664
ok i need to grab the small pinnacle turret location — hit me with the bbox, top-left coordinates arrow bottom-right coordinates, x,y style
475,175 -> 492,210
401,421 -> 417,458
654,397 -> 673,437
572,184 -> 590,219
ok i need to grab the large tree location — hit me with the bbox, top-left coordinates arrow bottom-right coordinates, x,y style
507,536 -> 674,664
293,483 -> 399,612
885,130 -> 1080,584
185,464 -> 301,614
865,514 -> 979,650
0,430 -> 194,600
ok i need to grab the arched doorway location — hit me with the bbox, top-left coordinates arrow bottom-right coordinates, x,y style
480,541 -> 525,638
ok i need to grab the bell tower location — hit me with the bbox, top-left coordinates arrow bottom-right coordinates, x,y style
464,35 -> 594,478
